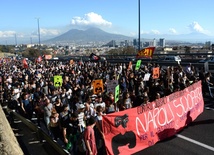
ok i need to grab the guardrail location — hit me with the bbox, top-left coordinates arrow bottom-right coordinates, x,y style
11,111 -> 70,155
0,106 -> 24,155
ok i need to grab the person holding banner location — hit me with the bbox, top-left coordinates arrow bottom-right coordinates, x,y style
204,72 -> 214,98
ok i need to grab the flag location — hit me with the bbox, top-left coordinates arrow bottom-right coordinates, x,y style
89,53 -> 100,61
79,58 -> 83,65
43,55 -> 52,60
36,56 -> 42,63
136,47 -> 155,58
22,58 -> 28,68
128,61 -> 132,70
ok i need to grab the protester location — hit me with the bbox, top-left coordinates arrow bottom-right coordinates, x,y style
84,116 -> 97,155
204,72 -> 214,98
43,98 -> 53,130
94,106 -> 106,154
75,102 -> 86,133
20,93 -> 33,120
49,109 -> 61,140
62,112 -> 79,153
0,56 -> 203,155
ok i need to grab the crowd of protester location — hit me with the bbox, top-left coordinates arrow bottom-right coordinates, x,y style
0,57 -> 211,155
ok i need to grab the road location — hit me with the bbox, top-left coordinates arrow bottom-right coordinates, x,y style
134,97 -> 214,155
7,95 -> 214,155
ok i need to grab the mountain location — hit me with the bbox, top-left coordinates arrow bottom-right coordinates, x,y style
44,27 -> 133,45
43,27 -> 214,45
141,32 -> 214,42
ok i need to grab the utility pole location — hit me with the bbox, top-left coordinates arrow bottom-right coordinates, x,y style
14,34 -> 17,46
35,17 -> 41,55
138,0 -> 141,52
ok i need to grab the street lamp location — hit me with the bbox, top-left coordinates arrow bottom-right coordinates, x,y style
35,17 -> 41,55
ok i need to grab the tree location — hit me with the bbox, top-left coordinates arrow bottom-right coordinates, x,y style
122,46 -> 136,55
1,45 -> 9,53
22,48 -> 51,58
184,46 -> 191,53
212,44 -> 214,51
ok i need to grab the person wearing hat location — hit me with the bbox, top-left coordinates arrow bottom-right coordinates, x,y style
75,102 -> 86,133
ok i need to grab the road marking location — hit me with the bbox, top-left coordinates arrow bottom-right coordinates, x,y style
176,134 -> 214,152
205,107 -> 214,110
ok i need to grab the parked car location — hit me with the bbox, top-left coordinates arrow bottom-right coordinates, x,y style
198,56 -> 214,63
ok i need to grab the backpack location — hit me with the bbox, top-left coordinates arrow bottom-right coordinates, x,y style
77,131 -> 87,153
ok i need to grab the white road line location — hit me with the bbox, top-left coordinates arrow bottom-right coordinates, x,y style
176,134 -> 214,152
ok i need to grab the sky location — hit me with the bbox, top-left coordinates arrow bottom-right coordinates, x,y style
1,0 -> 214,44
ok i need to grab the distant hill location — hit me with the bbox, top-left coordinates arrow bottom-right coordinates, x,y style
141,32 -> 214,42
44,27 -> 133,44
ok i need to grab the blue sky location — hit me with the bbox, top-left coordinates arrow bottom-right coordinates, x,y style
1,0 -> 214,44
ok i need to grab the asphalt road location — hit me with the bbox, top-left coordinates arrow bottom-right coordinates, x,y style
133,97 -> 214,155
7,95 -> 214,155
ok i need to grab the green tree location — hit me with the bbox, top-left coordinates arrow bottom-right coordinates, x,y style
1,45 -> 9,53
184,46 -> 191,53
122,46 -> 136,55
22,48 -> 51,58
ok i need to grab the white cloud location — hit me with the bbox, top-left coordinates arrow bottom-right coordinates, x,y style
151,30 -> 161,34
0,31 -> 16,37
71,12 -> 112,27
188,21 -> 209,34
169,28 -> 177,34
130,32 -> 137,36
40,28 -> 60,36
141,30 -> 161,35
141,30 -> 150,34
31,28 -> 60,37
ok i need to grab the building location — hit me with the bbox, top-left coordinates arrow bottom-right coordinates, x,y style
159,38 -> 165,47
205,41 -> 212,50
153,38 -> 157,47
105,40 -> 116,47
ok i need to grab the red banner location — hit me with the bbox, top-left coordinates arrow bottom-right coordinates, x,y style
102,81 -> 204,155
136,47 -> 155,58
44,55 -> 52,60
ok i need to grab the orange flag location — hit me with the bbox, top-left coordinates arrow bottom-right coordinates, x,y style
136,47 -> 155,58
22,58 -> 28,68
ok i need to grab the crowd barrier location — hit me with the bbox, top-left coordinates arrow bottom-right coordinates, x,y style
102,81 -> 204,155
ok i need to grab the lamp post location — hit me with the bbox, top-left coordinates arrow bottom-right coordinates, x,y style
138,0 -> 141,52
35,17 -> 41,55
